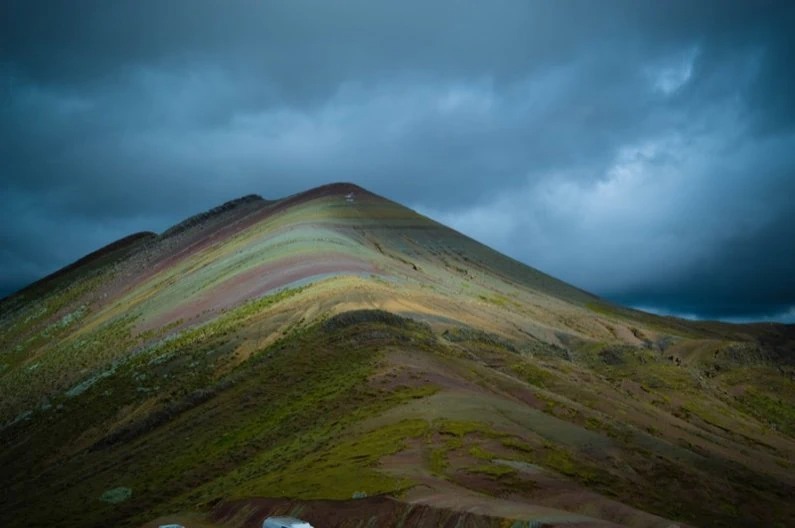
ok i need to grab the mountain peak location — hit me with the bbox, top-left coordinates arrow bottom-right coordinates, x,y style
305,181 -> 369,195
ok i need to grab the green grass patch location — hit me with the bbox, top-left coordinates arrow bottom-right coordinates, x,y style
511,361 -> 552,387
469,444 -> 494,460
542,444 -> 578,476
242,419 -> 429,499
467,464 -> 516,477
737,390 -> 795,435
478,293 -> 521,309
429,447 -> 449,475
436,419 -> 503,438
501,437 -> 534,453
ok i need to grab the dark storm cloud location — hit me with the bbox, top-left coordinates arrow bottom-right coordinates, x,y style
1,1 -> 794,320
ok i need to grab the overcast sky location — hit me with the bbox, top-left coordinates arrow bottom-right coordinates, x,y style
2,1 -> 794,322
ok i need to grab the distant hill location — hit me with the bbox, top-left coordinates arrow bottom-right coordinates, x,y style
1,182 -> 793,528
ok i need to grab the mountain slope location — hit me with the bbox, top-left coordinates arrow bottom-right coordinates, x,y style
1,183 -> 793,528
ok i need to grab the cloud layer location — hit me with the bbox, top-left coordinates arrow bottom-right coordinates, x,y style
2,1 -> 794,321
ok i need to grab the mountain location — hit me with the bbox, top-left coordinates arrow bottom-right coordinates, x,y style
1,182 -> 793,528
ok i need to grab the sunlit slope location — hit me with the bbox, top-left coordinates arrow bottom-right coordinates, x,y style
1,183 -> 793,528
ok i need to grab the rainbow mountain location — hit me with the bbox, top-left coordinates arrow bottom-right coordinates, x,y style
1,183 -> 793,528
